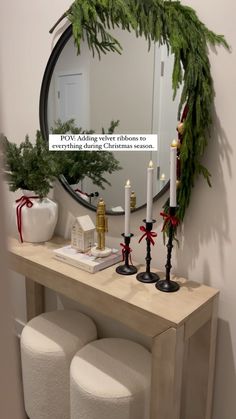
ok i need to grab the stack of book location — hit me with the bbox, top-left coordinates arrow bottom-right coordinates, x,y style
53,245 -> 122,273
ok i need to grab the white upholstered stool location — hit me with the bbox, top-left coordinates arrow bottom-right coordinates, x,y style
70,338 -> 151,419
21,310 -> 97,419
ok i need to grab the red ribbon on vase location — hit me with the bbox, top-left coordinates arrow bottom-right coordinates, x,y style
160,212 -> 179,232
15,195 -> 39,243
120,243 -> 133,265
138,226 -> 157,246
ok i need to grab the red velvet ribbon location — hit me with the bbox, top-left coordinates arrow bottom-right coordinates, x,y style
181,104 -> 189,122
120,243 -> 133,265
177,104 -> 189,141
176,104 -> 189,179
74,188 -> 89,197
160,212 -> 179,231
177,156 -> 181,180
15,195 -> 39,243
138,226 -> 157,246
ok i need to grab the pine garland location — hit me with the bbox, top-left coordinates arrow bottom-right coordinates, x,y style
51,0 -> 229,227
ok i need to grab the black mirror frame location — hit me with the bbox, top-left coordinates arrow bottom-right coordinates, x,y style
39,24 -> 169,215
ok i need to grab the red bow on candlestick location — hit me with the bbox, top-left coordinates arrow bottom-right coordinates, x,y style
120,243 -> 133,265
138,226 -> 157,246
160,212 -> 179,232
15,195 -> 39,243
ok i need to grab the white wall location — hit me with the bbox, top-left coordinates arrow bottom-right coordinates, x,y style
1,1 -> 236,418
0,172 -> 27,418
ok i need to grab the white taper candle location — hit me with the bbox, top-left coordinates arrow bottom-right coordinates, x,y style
146,160 -> 154,222
125,179 -> 131,236
170,140 -> 178,207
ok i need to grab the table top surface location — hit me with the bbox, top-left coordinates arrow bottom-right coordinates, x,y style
8,236 -> 218,332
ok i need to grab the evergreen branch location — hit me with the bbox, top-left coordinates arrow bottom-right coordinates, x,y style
49,4 -> 73,33
49,12 -> 68,34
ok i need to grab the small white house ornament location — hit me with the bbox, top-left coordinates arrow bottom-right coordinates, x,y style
71,215 -> 95,252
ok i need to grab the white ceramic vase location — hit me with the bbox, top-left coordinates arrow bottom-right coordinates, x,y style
14,190 -> 58,243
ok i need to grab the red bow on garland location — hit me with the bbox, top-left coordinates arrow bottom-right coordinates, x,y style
15,195 -> 39,243
181,104 -> 189,123
160,212 -> 179,232
120,243 -> 133,265
176,104 -> 189,178
138,226 -> 157,246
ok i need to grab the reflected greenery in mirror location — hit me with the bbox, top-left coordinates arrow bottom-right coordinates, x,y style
51,0 -> 228,227
51,119 -> 121,188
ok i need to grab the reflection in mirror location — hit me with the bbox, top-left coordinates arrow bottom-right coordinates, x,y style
47,27 -> 181,212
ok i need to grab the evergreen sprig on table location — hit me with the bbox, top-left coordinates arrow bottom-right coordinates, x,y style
50,0 -> 229,229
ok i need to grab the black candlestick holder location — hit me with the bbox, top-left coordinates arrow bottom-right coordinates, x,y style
136,219 -> 160,284
156,207 -> 180,292
116,233 -> 137,275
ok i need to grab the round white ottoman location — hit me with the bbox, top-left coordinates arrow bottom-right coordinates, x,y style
70,338 -> 151,419
21,310 -> 97,419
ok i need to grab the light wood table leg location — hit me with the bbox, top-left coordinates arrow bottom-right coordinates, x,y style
181,296 -> 218,419
206,297 -> 218,419
25,277 -> 45,321
150,326 -> 185,419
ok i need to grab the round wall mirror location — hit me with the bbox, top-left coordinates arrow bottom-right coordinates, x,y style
40,25 -> 181,214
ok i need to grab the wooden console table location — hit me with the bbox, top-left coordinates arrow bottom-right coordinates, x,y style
8,236 -> 218,419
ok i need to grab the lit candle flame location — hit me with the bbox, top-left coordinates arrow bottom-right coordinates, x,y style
160,173 -> 166,181
148,160 -> 154,168
125,179 -> 131,187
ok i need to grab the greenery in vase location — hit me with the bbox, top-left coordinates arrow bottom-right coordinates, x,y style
51,119 -> 122,189
0,131 -> 60,199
